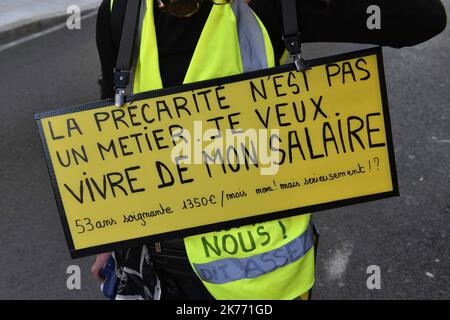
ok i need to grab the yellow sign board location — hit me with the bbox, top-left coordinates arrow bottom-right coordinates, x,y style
35,48 -> 398,258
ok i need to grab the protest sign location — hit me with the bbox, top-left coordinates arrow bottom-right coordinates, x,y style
35,47 -> 398,258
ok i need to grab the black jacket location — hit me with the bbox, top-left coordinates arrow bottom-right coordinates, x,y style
97,0 -> 447,99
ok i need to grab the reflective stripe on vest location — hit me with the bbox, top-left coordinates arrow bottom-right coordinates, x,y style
193,223 -> 314,285
184,215 -> 314,300
111,0 -> 314,300
231,0 -> 268,73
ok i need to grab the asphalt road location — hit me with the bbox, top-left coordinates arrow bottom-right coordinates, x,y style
0,6 -> 448,300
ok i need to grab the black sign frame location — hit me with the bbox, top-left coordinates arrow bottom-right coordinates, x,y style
35,47 -> 399,258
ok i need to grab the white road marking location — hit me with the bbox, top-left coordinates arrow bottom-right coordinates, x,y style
0,11 -> 97,53
430,136 -> 450,144
325,241 -> 354,281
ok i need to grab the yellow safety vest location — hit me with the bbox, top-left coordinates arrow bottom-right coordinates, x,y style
113,0 -> 315,300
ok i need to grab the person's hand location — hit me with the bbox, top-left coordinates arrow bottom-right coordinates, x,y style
91,253 -> 111,282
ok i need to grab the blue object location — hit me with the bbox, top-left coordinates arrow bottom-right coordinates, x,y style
100,256 -> 118,300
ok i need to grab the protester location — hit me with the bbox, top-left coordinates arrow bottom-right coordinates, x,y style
92,0 -> 446,300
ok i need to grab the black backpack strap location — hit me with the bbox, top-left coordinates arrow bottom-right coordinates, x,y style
281,0 -> 309,71
114,0 -> 142,107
